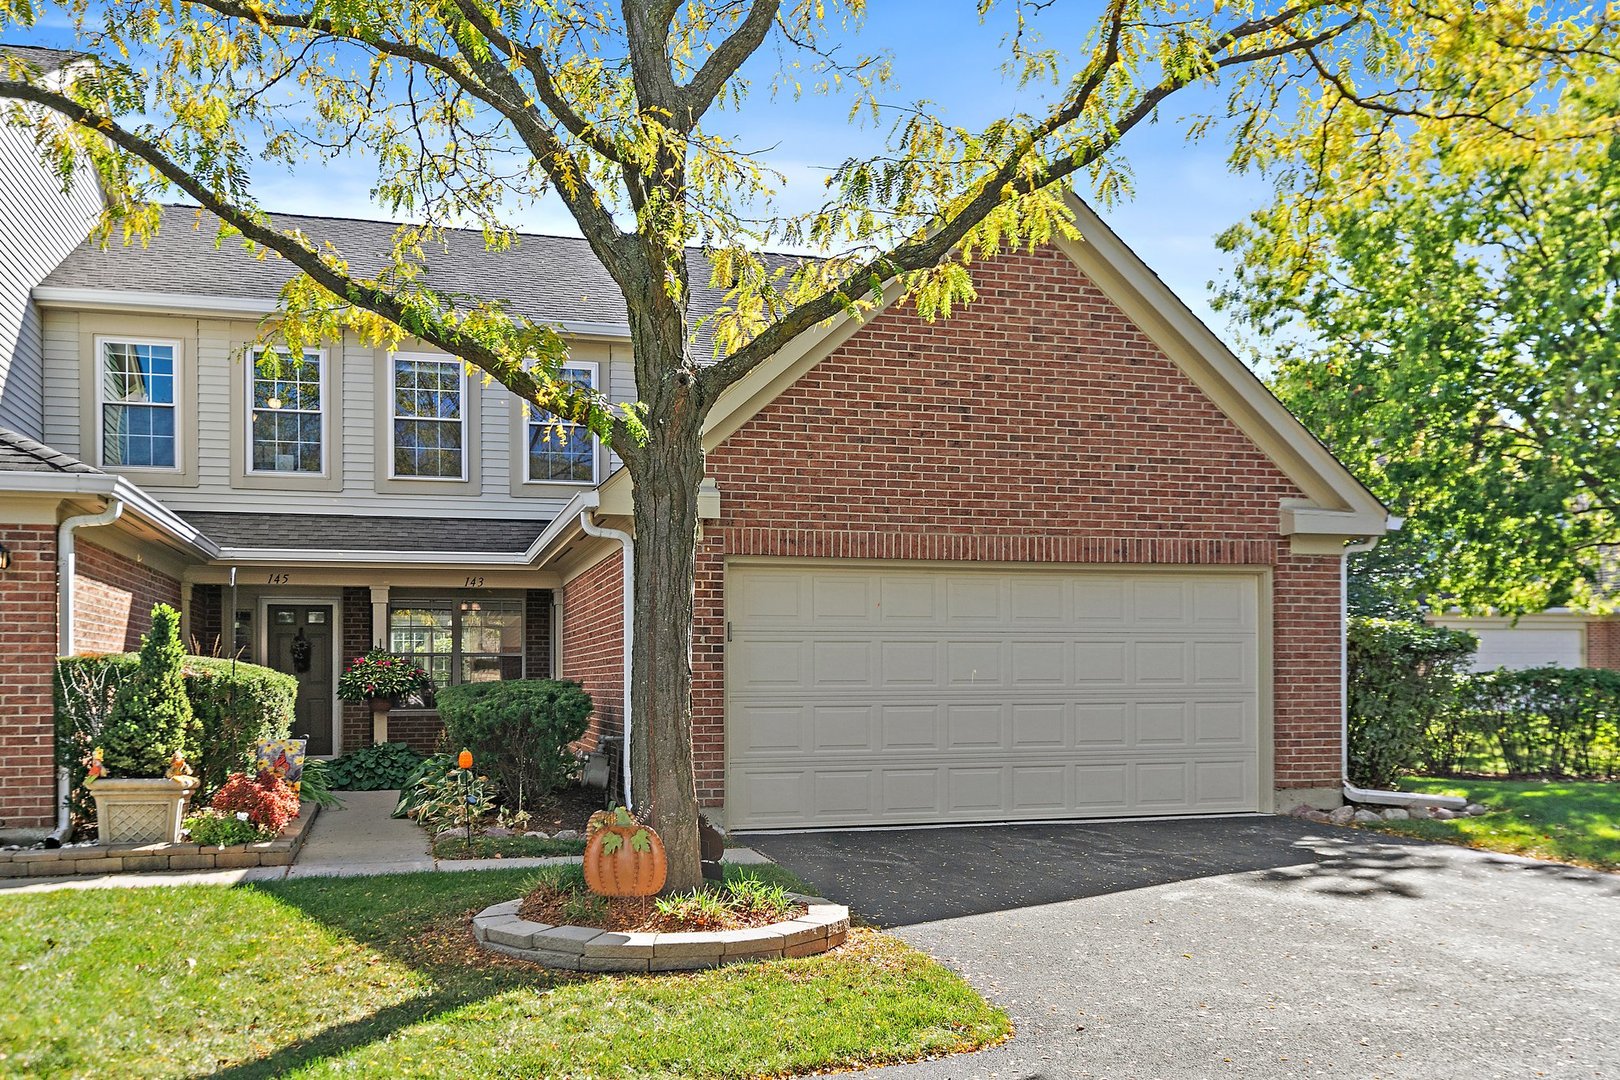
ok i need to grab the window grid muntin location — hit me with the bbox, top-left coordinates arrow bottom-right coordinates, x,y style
387,597 -> 524,705
249,348 -> 325,474
392,356 -> 465,479
526,363 -> 597,484
99,340 -> 178,469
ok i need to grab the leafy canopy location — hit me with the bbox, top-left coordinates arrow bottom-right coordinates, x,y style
1221,85 -> 1620,614
0,1 -> 1614,456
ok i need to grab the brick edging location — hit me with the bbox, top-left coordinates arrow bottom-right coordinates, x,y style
470,893 -> 851,972
0,802 -> 321,878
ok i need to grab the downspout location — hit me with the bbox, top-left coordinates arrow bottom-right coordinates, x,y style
578,510 -> 634,813
1339,521 -> 1465,811
47,497 -> 125,846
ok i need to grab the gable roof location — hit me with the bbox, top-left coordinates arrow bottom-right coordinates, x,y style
0,44 -> 83,74
38,204 -> 804,349
0,427 -> 99,473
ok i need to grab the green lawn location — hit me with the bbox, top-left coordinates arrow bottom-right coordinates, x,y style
0,869 -> 1008,1078
1361,777 -> 1620,871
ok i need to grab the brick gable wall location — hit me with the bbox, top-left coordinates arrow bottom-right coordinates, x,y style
686,244 -> 1345,809
72,540 -> 181,654
0,526 -> 58,832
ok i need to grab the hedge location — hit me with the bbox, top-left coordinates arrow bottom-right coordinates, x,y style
1432,666 -> 1620,779
56,653 -> 295,811
435,679 -> 592,811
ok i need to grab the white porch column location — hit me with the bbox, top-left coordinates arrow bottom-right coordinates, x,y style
370,585 -> 390,743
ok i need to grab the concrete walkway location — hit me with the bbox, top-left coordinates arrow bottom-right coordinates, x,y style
3,790 -> 774,894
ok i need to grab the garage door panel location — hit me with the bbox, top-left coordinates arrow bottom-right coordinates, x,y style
727,566 -> 1261,827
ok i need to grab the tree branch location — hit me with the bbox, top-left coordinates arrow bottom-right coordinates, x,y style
677,0 -> 781,127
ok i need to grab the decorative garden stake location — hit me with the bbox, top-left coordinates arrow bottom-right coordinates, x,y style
459,750 -> 475,844
583,806 -> 668,898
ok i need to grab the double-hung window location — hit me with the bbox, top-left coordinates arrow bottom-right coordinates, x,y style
99,339 -> 177,469
249,348 -> 325,474
525,363 -> 597,484
387,597 -> 524,705
391,355 -> 465,479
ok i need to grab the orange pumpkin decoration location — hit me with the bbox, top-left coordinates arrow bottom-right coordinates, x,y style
583,820 -> 668,897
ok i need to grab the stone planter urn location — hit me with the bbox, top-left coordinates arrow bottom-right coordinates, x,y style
90,776 -> 200,844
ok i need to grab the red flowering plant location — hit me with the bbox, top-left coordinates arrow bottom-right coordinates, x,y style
205,769 -> 303,837
337,648 -> 435,704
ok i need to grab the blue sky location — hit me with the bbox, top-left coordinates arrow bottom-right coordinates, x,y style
18,2 -> 1275,343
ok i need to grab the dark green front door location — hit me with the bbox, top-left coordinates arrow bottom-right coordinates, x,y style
268,604 -> 334,756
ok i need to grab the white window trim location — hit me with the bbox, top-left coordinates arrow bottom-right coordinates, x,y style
94,334 -> 184,473
522,359 -> 600,487
245,346 -> 331,478
388,352 -> 469,482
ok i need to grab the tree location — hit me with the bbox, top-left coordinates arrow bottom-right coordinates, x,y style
2,1 -> 1610,889
1220,109 -> 1620,616
102,604 -> 194,777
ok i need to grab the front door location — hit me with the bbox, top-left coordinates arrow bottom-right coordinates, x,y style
268,604 -> 335,756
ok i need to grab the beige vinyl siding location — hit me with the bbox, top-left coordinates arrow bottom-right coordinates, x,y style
39,307 -> 625,520
0,122 -> 101,439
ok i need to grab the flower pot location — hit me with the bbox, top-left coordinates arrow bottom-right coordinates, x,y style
369,696 -> 394,715
90,776 -> 200,844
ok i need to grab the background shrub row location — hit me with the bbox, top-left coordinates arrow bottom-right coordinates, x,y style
1349,616 -> 1620,786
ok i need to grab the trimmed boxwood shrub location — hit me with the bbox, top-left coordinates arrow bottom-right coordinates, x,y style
57,648 -> 295,814
435,679 -> 592,811
1347,616 -> 1476,789
325,741 -> 426,791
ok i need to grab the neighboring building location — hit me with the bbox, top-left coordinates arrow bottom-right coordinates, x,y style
1430,611 -> 1620,672
0,128 -> 1391,836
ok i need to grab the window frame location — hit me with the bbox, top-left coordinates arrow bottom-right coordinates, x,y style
387,352 -> 469,482
245,346 -> 331,478
94,335 -> 183,473
522,360 -> 600,487
386,595 -> 527,710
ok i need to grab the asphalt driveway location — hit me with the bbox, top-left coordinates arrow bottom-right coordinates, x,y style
744,817 -> 1620,1079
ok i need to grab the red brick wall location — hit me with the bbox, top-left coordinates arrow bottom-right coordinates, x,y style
687,244 -> 1345,806
561,552 -> 623,752
0,526 -> 58,832
340,586 -> 373,754
1587,619 -> 1620,671
71,540 -> 181,654
190,584 -> 224,656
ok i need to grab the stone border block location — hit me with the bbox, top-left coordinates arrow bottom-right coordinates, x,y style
471,892 -> 849,973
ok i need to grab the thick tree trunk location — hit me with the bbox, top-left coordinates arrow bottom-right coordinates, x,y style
626,423 -> 706,894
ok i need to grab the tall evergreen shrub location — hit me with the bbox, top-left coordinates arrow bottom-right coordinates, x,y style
99,604 -> 193,777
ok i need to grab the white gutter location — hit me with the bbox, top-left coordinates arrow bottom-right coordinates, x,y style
48,497 -> 125,845
2,472 -> 218,559
1338,518 -> 1465,811
578,507 -> 634,813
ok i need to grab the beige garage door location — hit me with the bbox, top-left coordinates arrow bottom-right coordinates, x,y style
725,564 -> 1262,829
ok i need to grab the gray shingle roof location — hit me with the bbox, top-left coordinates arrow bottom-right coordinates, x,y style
0,428 -> 100,473
0,44 -> 83,74
180,511 -> 550,553
43,204 -> 807,349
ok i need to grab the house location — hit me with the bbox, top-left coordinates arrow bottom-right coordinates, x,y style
1428,611 -> 1620,672
0,84 -> 1391,839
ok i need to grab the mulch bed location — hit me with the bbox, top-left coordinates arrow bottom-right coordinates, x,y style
518,886 -> 806,934
523,784 -> 607,834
